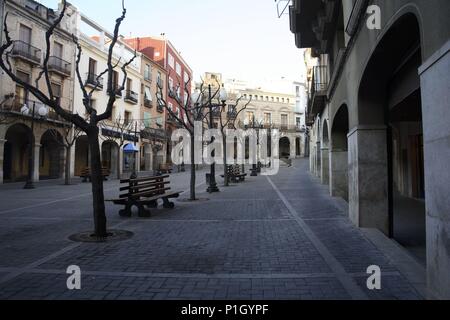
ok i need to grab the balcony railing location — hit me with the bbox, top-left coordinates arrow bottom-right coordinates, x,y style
309,65 -> 328,115
85,73 -> 104,89
157,78 -> 164,89
108,86 -> 122,97
48,56 -> 71,77
227,111 -> 238,120
144,98 -> 152,108
5,98 -> 69,123
11,40 -> 41,65
157,104 -> 164,113
124,90 -> 138,104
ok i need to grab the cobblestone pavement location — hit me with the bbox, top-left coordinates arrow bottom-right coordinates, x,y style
0,160 -> 423,300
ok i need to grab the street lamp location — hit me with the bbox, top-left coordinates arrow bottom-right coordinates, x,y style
206,85 -> 220,193
23,101 -> 48,189
246,115 -> 264,177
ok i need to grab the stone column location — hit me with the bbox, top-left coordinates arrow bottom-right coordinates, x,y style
330,150 -> 348,200
0,139 -> 5,184
316,142 -> 321,177
321,147 -> 329,185
419,40 -> 450,299
348,126 -> 389,235
33,143 -> 41,182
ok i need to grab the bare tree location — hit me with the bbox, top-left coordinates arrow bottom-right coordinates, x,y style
216,95 -> 251,186
0,0 -> 135,237
157,76 -> 216,201
99,116 -> 134,180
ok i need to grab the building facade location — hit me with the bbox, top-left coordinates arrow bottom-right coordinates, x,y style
71,11 -> 143,178
289,0 -> 450,299
0,0 -> 77,184
124,37 -> 193,164
139,53 -> 168,172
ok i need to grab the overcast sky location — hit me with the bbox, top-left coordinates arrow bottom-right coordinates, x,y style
37,0 -> 306,84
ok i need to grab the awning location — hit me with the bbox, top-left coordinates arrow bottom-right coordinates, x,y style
123,143 -> 139,153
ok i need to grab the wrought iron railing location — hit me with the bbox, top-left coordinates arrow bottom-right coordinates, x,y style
11,40 -> 41,64
85,73 -> 104,89
48,56 -> 71,76
125,90 -> 138,103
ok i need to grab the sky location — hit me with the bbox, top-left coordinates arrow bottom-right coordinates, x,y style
37,0 -> 306,85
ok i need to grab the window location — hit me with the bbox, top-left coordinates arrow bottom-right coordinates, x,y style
88,58 -> 97,76
281,114 -> 288,127
175,62 -> 181,76
246,112 -> 254,124
271,97 -> 274,102
144,112 -> 151,128
15,71 -> 30,104
296,86 -> 300,97
169,77 -> 174,90
276,97 -> 280,103
126,78 -> 133,93
296,117 -> 301,128
19,24 -> 32,43
282,98 -> 285,103
51,83 -> 62,105
184,71 -> 189,83
124,111 -> 132,125
266,96 -> 269,101
144,86 -> 152,102
228,105 -> 236,113
144,64 -> 151,81
168,53 -> 175,68
264,113 -> 272,125
287,98 -> 290,104
53,42 -> 63,58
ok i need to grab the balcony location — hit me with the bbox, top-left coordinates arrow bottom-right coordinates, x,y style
157,104 -> 164,113
10,40 -> 41,65
227,111 -> 237,120
144,98 -> 153,108
108,86 -> 122,98
124,90 -> 138,104
309,65 -> 328,116
48,56 -> 71,77
6,98 -> 69,123
85,73 -> 104,90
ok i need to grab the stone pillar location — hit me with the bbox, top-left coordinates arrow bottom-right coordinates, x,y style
419,40 -> 450,299
0,139 -> 5,184
290,136 -> 297,159
316,142 -> 321,177
321,147 -> 329,185
33,143 -> 41,182
330,150 -> 348,200
348,126 -> 389,235
69,144 -> 75,178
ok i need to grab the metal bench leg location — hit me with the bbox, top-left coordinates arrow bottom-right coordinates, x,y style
162,197 -> 175,209
146,200 -> 158,209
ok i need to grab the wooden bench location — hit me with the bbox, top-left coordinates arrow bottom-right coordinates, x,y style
107,175 -> 180,218
80,167 -> 110,183
221,165 -> 247,183
157,163 -> 173,174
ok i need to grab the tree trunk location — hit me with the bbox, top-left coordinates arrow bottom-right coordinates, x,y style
87,128 -> 108,237
223,135 -> 229,187
190,135 -> 196,201
65,145 -> 71,185
117,147 -> 121,180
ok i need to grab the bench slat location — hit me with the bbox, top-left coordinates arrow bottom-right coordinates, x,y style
120,175 -> 169,184
119,181 -> 170,192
